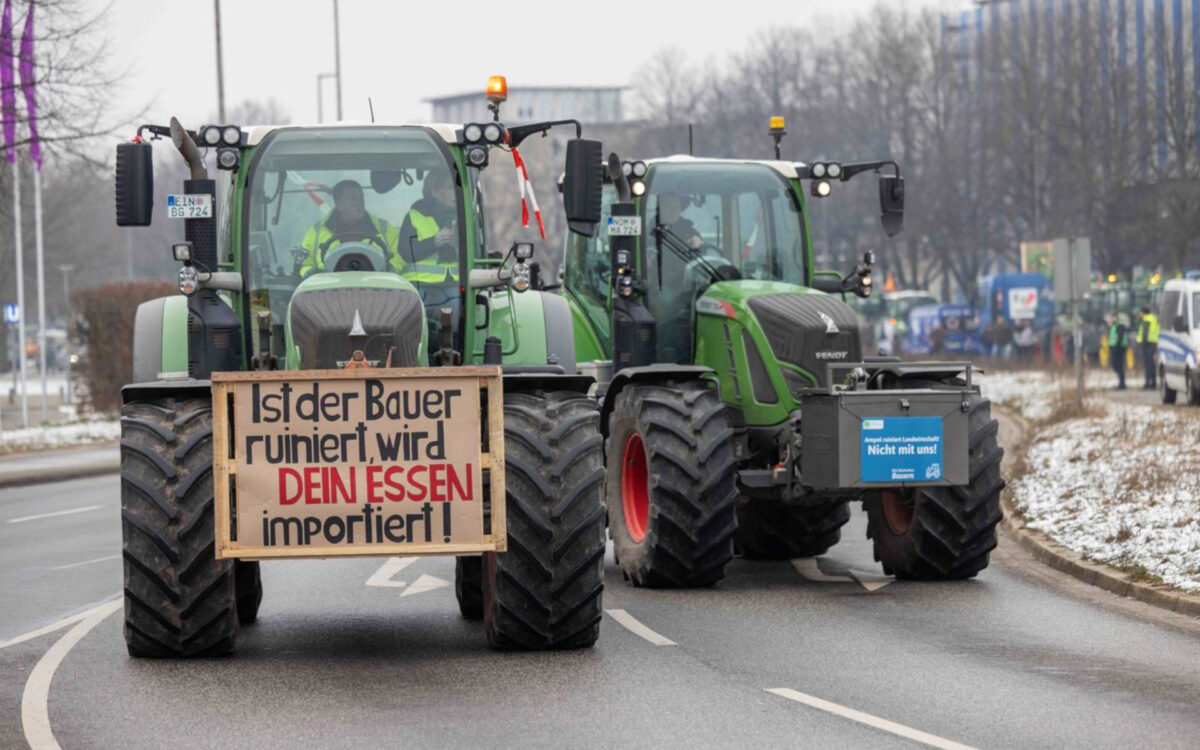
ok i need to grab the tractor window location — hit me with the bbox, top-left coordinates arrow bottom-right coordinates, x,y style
563,185 -> 616,351
243,127 -> 462,360
643,163 -> 808,363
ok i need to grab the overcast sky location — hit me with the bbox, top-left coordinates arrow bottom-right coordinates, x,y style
95,0 -> 965,130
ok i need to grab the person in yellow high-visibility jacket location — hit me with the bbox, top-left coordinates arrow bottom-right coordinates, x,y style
297,180 -> 401,277
1136,305 -> 1160,389
396,170 -> 460,284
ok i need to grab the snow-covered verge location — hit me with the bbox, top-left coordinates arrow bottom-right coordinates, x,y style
0,419 -> 120,455
1012,405 -> 1200,592
977,367 -> 1200,593
976,367 -> 1116,423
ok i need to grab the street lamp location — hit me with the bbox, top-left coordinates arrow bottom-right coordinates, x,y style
317,73 -> 337,122
58,264 -> 74,406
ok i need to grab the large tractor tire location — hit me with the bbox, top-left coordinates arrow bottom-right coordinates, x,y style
864,393 -> 1005,579
607,382 -> 738,588
735,500 -> 850,559
455,556 -> 484,620
120,395 -> 239,657
483,391 -> 606,649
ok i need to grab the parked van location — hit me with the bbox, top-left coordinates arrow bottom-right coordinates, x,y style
906,304 -> 982,355
1156,278 -> 1200,405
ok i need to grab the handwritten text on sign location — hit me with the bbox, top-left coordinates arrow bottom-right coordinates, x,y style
232,377 -> 484,550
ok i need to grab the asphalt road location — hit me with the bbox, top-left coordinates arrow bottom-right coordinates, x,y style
3,462 -> 1200,747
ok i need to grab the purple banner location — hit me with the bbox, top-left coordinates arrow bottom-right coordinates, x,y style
1,0 -> 14,164
17,0 -> 36,169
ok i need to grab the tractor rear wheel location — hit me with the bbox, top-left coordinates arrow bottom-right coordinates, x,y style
121,395 -> 239,657
455,556 -> 484,620
607,382 -> 738,587
735,500 -> 850,559
864,394 -> 1005,579
483,391 -> 606,649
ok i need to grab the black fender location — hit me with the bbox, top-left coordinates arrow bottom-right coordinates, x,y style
501,365 -> 594,395
599,364 -> 715,436
121,378 -> 213,405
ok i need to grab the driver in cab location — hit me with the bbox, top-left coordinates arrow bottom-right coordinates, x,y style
297,180 -> 401,277
657,193 -> 703,250
396,170 -> 460,284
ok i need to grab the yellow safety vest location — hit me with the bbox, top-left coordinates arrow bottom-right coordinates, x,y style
298,214 -> 400,277
400,208 -> 459,283
1137,313 -> 1159,344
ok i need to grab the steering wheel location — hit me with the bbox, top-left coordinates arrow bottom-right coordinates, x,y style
323,242 -> 389,273
685,244 -> 741,282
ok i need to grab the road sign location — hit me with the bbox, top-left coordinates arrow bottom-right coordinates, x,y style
2,303 -> 18,324
1053,237 -> 1091,303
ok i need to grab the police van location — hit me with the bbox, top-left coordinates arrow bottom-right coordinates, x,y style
1156,278 -> 1200,405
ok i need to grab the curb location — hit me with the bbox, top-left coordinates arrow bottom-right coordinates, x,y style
0,460 -> 120,490
1000,478 -> 1200,620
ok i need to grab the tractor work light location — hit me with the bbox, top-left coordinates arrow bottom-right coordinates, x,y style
464,123 -> 483,143
172,242 -> 192,262
512,261 -> 531,292
631,161 -> 647,178
812,179 -> 832,197
513,242 -> 534,261
201,126 -> 222,146
483,123 -> 502,143
222,126 -> 241,146
178,264 -> 199,296
486,75 -> 508,103
621,161 -> 633,177
217,147 -> 240,171
811,163 -> 826,178
826,162 -> 842,178
466,145 -> 489,167
631,180 -> 646,197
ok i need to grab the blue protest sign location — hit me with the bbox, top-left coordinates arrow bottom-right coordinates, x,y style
860,416 -> 944,483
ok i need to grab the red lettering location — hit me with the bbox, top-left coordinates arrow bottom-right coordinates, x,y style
384,466 -> 406,501
447,463 -> 472,501
279,467 -> 302,505
304,467 -> 321,504
429,464 -> 446,501
329,466 -> 356,503
366,465 -> 384,503
407,465 -> 427,501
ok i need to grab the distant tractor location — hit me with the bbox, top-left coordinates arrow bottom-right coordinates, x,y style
114,78 -> 611,655
561,118 -> 1004,586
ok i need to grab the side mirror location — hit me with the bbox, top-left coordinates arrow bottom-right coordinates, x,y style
879,175 -> 904,237
115,140 -> 154,226
563,138 -> 603,237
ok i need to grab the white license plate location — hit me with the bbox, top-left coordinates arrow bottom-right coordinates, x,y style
166,194 -> 213,219
607,215 -> 642,237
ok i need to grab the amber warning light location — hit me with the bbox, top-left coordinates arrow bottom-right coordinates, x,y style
486,75 -> 508,103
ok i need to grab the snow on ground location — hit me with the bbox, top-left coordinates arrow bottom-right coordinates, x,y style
978,367 -> 1200,592
1012,404 -> 1200,591
0,419 -> 120,454
977,367 -> 1116,422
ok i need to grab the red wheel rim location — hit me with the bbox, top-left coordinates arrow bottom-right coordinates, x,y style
621,433 -> 650,542
881,490 -> 913,535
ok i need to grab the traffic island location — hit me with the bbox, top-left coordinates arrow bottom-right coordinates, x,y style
982,368 -> 1200,616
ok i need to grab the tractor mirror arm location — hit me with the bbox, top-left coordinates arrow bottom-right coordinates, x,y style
506,119 -> 583,148
837,160 -> 900,182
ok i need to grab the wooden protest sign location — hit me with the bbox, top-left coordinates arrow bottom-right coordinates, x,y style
211,367 -> 505,559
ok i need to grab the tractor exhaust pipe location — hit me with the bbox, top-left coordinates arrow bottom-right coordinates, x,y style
170,117 -> 207,181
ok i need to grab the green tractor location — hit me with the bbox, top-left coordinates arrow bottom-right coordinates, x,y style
561,121 -> 1004,587
113,79 -> 612,654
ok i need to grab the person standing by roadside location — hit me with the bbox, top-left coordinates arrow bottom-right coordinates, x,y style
1136,305 -> 1159,389
1108,313 -> 1129,390
987,315 -> 1013,359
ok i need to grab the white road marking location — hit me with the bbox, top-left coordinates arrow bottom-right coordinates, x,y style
791,558 -> 893,591
365,556 -> 417,587
22,599 -> 123,750
0,594 -> 121,651
604,609 -> 677,646
50,554 -> 120,571
7,505 -> 101,525
765,688 -> 979,750
400,573 -> 450,598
